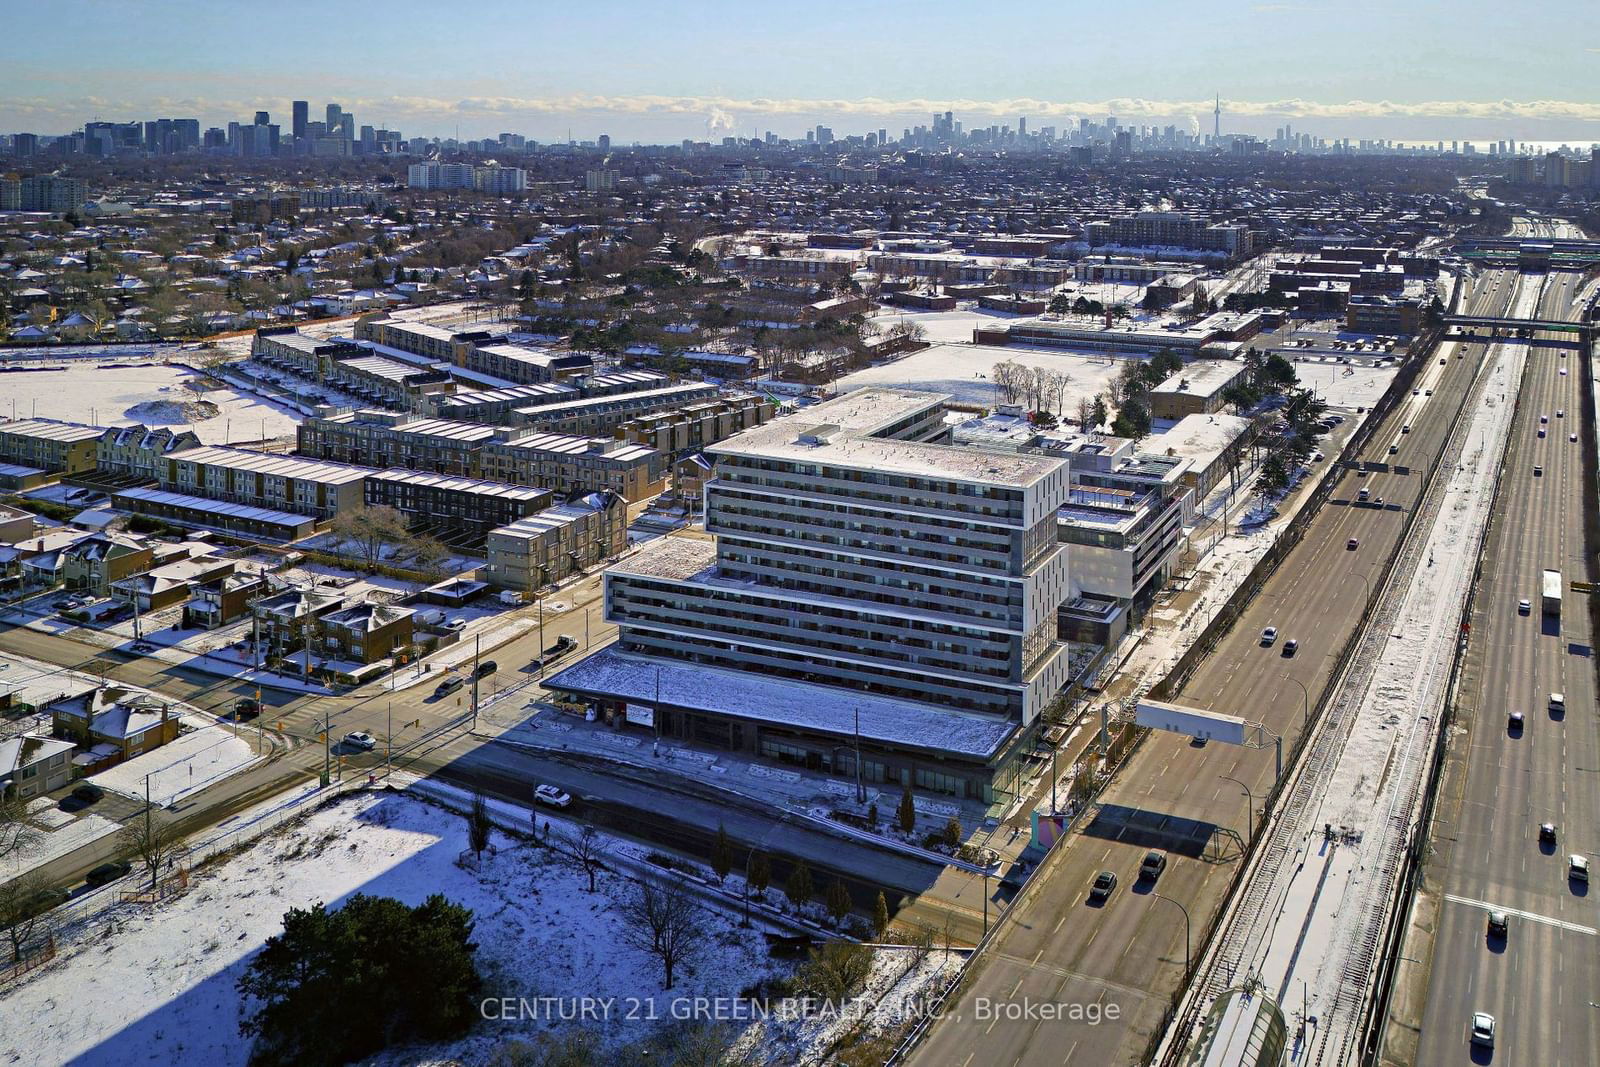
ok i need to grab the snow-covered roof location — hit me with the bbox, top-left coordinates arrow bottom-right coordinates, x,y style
546,646 -> 1017,759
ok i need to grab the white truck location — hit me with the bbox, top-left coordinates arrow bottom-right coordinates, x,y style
1542,569 -> 1562,619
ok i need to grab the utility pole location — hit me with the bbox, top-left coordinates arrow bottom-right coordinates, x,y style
321,711 -> 330,787
536,593 -> 544,679
386,700 -> 392,780
470,633 -> 481,725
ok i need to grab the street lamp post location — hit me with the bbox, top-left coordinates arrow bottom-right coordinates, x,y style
1151,892 -> 1192,977
1284,675 -> 1310,732
1219,773 -> 1255,847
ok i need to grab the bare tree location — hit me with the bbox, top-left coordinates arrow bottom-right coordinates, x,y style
620,881 -> 705,990
118,808 -> 183,892
1050,371 -> 1073,416
567,825 -> 605,892
328,506 -> 410,572
0,871 -> 51,963
0,792 -> 41,865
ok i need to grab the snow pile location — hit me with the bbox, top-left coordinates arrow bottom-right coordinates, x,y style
0,792 -> 775,1066
91,727 -> 261,807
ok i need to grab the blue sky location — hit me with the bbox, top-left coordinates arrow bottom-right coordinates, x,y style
3,0 -> 1599,142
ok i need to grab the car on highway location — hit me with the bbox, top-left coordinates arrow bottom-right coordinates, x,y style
85,860 -> 132,888
1411,388 -> 1420,396
1470,1012 -> 1496,1048
1571,433 -> 1579,442
1424,389 -> 1433,396
1550,692 -> 1566,713
232,698 -> 261,718
1540,414 -> 1548,423
1538,428 -> 1546,438
1540,822 -> 1558,845
1534,465 -> 1543,477
1261,627 -> 1278,646
1556,409 -> 1564,418
1087,870 -> 1117,904
1487,910 -> 1508,939
1282,638 -> 1299,657
434,676 -> 463,697
1139,850 -> 1168,882
1560,367 -> 1568,376
534,784 -> 572,808
1347,538 -> 1359,550
1571,855 -> 1590,883
1508,711 -> 1524,732
1518,599 -> 1531,614
342,731 -> 377,751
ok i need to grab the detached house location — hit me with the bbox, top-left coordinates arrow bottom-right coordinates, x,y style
0,734 -> 75,800
185,571 -> 269,629
317,601 -> 415,666
61,533 -> 154,596
50,686 -> 180,772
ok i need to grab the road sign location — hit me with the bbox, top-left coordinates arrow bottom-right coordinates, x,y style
1571,580 -> 1595,594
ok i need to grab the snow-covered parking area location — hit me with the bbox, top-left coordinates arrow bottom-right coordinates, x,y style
838,341 -> 1126,410
0,791 -> 778,1066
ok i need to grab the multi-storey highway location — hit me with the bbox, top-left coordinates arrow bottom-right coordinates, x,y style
910,268 -> 1527,1067
1404,270 -> 1598,1066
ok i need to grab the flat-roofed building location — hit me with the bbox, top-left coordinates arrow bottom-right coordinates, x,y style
482,491 -> 627,590
618,393 -> 776,457
1086,211 -> 1253,258
1149,360 -> 1248,420
481,431 -> 665,502
466,342 -> 593,385
298,410 -> 498,476
161,446 -> 369,519
364,469 -> 553,545
0,418 -> 106,475
427,383 -> 579,422
111,487 -> 319,541
548,388 -> 1080,801
511,382 -> 721,435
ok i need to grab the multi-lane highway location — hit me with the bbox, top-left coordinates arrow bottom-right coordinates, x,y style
1409,269 -> 1599,1066
911,268 -> 1527,1066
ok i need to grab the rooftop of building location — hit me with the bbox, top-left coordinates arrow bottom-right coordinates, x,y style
164,445 -> 371,485
1151,359 -> 1245,397
0,417 -> 107,444
369,468 -> 551,501
710,387 -> 1066,489
1145,412 -> 1253,465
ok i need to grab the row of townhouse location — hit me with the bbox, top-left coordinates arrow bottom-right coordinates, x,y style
481,490 -> 627,590
297,410 -> 666,502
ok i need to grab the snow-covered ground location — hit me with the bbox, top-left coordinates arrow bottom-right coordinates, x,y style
2,807 -> 120,880
0,362 -> 301,444
0,790 -> 778,1067
91,726 -> 262,807
837,341 -> 1127,410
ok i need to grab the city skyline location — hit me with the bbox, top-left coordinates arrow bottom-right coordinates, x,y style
3,0 -> 1600,143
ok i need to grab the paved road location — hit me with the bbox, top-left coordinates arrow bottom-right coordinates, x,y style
2,568 -> 944,903
1413,270 -> 1600,1067
911,269 -> 1526,1067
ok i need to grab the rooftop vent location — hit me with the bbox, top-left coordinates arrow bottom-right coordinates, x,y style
797,424 -> 841,446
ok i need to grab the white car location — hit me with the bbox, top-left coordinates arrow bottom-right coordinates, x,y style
534,784 -> 572,809
1518,598 -> 1531,614
1470,1012 -> 1495,1047
447,617 -> 468,631
1261,626 -> 1278,646
342,731 -> 377,751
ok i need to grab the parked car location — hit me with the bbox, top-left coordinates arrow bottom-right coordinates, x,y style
85,860 -> 132,888
130,642 -> 156,654
434,676 -> 464,697
1087,870 -> 1118,904
549,635 -> 577,656
534,784 -> 572,809
342,731 -> 377,752
72,783 -> 104,804
446,617 -> 468,631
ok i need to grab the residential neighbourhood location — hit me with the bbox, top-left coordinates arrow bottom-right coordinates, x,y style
2,7 -> 1598,1067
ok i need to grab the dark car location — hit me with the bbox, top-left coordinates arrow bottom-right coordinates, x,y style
21,887 -> 69,920
1088,870 -> 1118,904
474,660 -> 498,678
233,698 -> 261,718
85,860 -> 132,888
434,676 -> 464,698
73,783 -> 105,804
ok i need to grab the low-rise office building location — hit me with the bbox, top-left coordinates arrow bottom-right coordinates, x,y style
1346,294 -> 1423,336
1148,360 -> 1248,420
482,491 -> 628,590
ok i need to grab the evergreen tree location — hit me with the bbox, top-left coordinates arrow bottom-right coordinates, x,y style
897,789 -> 917,834
825,879 -> 852,925
748,851 -> 771,896
712,824 -> 733,883
786,860 -> 814,908
872,891 -> 891,937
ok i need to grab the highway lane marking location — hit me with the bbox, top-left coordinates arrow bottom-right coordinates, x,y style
1444,893 -> 1598,936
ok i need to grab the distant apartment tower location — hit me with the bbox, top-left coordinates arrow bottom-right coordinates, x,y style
292,100 -> 308,141
14,175 -> 87,214
584,168 -> 618,192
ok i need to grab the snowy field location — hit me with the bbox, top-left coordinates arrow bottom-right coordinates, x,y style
0,791 -> 780,1066
0,362 -> 302,444
91,727 -> 261,807
837,342 -> 1127,410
